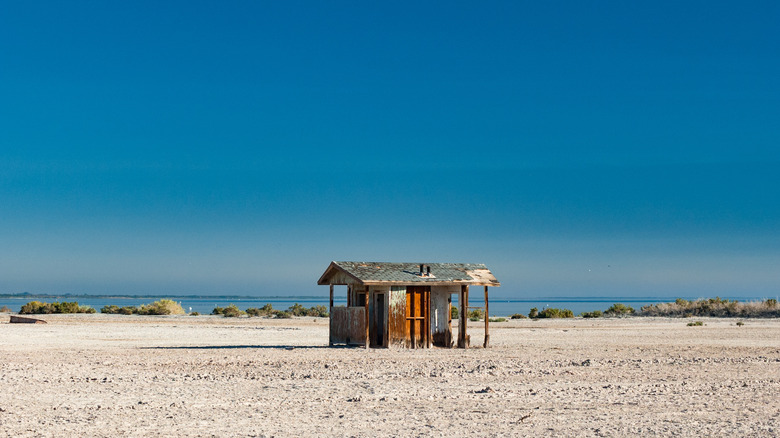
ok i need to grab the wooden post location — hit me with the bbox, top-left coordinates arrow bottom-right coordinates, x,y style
329,284 -> 334,346
365,288 -> 370,349
458,285 -> 469,348
457,287 -> 464,348
447,296 -> 452,348
464,285 -> 469,348
483,286 -> 490,348
426,288 -> 432,348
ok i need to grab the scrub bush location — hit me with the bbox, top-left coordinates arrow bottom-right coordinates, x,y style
137,299 -> 186,315
604,303 -> 635,316
20,301 -> 95,314
536,308 -> 574,318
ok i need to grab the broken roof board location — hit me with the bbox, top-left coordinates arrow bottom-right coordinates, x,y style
317,261 -> 500,287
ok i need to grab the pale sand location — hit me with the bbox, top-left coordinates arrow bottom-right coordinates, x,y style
1,314 -> 778,437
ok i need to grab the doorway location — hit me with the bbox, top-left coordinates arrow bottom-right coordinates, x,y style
405,286 -> 429,348
373,293 -> 385,347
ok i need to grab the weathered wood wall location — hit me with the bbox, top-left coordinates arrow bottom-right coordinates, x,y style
329,306 -> 366,345
405,286 -> 429,348
431,286 -> 458,347
387,286 -> 407,347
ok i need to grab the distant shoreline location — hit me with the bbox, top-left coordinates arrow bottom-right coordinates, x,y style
0,292 -> 326,300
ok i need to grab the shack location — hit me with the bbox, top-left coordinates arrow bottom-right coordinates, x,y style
318,261 -> 500,349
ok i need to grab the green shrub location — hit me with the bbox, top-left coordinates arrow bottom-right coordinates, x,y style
604,303 -> 635,316
190,311 -> 200,316
536,308 -> 574,318
246,303 -> 275,317
20,301 -> 94,314
101,305 -> 120,314
488,317 -> 507,322
451,306 -> 459,319
118,306 -> 137,315
510,313 -> 526,319
220,304 -> 244,317
307,305 -> 329,317
284,303 -> 329,317
639,298 -> 779,318
212,306 -> 224,315
20,301 -> 46,314
137,299 -> 185,315
687,321 -> 704,326
581,310 -> 602,318
736,321 -> 744,327
468,309 -> 484,321
274,310 -> 292,319
528,307 -> 538,319
287,303 -> 307,316
766,298 -> 778,307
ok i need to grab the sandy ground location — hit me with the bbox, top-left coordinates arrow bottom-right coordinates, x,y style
1,314 -> 778,437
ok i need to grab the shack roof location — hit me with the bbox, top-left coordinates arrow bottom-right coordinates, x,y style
317,261 -> 500,287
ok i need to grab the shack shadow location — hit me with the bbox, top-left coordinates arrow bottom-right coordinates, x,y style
142,345 -> 353,350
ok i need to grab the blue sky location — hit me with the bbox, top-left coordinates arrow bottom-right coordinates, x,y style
1,1 -> 779,298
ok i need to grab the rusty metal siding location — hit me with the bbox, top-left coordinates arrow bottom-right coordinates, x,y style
329,306 -> 366,345
387,286 -> 406,347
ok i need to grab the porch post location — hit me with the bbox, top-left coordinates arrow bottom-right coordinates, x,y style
329,284 -> 334,347
426,288 -> 432,348
365,288 -> 370,350
458,285 -> 469,348
483,286 -> 490,348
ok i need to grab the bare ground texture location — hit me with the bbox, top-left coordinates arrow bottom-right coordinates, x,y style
1,314 -> 779,437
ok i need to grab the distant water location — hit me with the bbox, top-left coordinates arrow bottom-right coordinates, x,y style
2,295 -> 766,316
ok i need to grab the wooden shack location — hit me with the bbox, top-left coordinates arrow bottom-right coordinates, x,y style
318,261 -> 500,349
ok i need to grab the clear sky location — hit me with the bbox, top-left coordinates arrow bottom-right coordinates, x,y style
1,1 -> 779,299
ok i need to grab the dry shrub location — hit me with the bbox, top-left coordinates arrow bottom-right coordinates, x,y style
604,303 -> 635,316
536,308 -> 574,318
20,301 -> 95,314
137,299 -> 185,315
639,297 -> 780,318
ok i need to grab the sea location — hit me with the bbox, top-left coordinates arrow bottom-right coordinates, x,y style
1,295 -> 768,316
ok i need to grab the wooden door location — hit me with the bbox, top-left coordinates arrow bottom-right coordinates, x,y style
405,286 -> 429,348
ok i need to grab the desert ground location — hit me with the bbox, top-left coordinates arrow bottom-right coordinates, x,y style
1,314 -> 778,437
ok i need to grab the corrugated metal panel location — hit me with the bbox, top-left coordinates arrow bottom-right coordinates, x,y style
329,306 -> 366,345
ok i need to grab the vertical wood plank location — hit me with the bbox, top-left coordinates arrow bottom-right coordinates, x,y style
329,284 -> 334,346
464,285 -> 469,349
483,286 -> 490,348
447,295 -> 452,348
365,288 -> 370,349
426,288 -> 432,348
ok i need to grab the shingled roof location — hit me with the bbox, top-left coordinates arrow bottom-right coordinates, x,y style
317,261 -> 500,286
